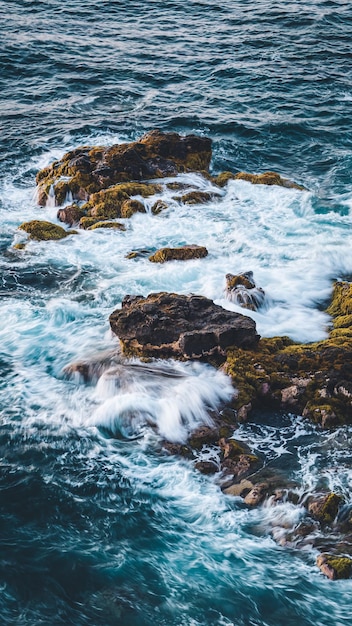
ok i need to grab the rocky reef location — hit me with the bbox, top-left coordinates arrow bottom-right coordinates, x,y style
36,130 -> 212,207
30,130 -> 352,579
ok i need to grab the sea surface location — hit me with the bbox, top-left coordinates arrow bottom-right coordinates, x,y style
1,1 -> 352,624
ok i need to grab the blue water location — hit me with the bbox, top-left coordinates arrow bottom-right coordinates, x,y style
1,1 -> 352,624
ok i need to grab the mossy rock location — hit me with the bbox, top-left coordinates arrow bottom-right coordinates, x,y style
84,182 -> 161,219
224,281 -> 352,425
234,171 -> 305,190
226,272 -> 255,291
19,220 -> 75,241
219,437 -> 251,459
149,245 -> 208,263
188,426 -> 219,449
120,199 -> 146,218
194,460 -> 218,474
317,554 -> 352,580
151,200 -> 168,215
88,221 -> 126,231
179,190 -> 220,205
166,182 -> 193,191
125,249 -> 152,259
308,492 -> 343,524
213,172 -> 238,187
57,204 -> 86,226
79,217 -> 102,229
326,282 -> 352,317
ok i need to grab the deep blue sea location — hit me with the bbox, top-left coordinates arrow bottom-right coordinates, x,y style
1,1 -> 352,624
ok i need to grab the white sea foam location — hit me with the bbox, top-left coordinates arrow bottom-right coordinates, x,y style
90,360 -> 234,442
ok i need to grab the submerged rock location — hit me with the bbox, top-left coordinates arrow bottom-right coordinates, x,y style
151,200 -> 168,215
36,130 -> 212,206
125,249 -> 152,259
18,220 -> 76,241
109,292 -> 259,360
149,245 -> 208,263
225,271 -> 266,311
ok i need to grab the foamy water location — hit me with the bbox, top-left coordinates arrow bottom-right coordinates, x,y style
1,135 -> 352,625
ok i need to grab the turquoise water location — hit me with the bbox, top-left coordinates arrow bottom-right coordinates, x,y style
1,1 -> 352,624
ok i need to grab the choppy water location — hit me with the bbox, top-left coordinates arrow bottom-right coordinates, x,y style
1,1 -> 352,624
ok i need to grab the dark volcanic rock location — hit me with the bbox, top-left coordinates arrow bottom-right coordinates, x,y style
109,292 -> 259,360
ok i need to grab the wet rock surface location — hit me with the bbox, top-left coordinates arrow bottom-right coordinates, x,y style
36,130 -> 212,206
18,220 -> 77,242
109,292 -> 259,360
225,281 -> 352,426
148,245 -> 208,263
225,271 -> 266,311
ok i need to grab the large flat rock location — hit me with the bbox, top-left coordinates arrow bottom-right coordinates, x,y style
109,292 -> 259,360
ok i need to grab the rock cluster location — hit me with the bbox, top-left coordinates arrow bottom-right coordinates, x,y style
36,129 -> 212,207
225,281 -> 352,427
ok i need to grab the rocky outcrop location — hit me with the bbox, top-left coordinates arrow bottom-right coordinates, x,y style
149,245 -> 208,263
317,554 -> 352,580
18,220 -> 77,241
35,130 -> 212,206
225,281 -> 352,426
109,292 -> 259,360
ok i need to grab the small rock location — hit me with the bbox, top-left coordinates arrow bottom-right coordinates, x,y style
223,479 -> 253,497
179,190 -> 220,204
151,200 -> 168,215
244,483 -> 268,506
120,199 -> 146,218
307,492 -> 343,524
194,460 -> 218,474
317,554 -> 352,580
149,245 -> 208,263
225,272 -> 265,311
57,204 -> 85,226
19,220 -> 76,241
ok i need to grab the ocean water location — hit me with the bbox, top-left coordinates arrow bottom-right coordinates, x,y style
1,1 -> 352,624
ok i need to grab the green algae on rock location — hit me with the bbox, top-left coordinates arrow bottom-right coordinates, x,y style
149,245 -> 208,263
57,204 -> 86,226
19,220 -> 76,241
120,199 -> 146,218
87,221 -> 126,231
233,171 -> 305,190
35,130 -> 212,206
317,554 -> 352,580
224,281 -> 352,426
83,182 -> 160,220
308,492 -> 343,525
